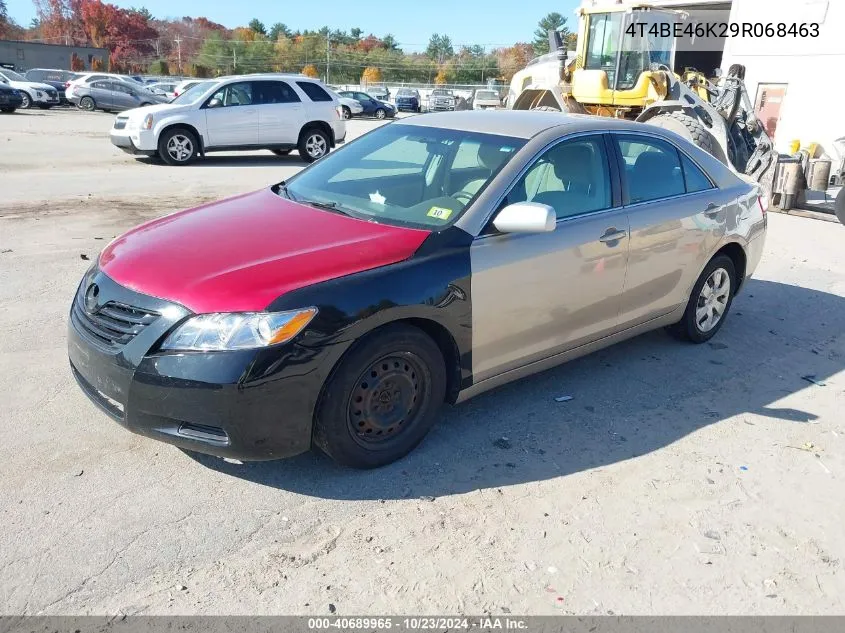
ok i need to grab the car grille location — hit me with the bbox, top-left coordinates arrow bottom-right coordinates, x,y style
46,88 -> 58,99
71,293 -> 158,350
113,118 -> 127,130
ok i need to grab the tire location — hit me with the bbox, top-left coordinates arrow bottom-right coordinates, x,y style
78,96 -> 95,112
669,254 -> 736,343
313,324 -> 447,469
19,92 -> 32,109
647,111 -> 718,158
298,127 -> 330,163
374,108 -> 386,120
341,106 -> 352,120
835,187 -> 845,226
158,127 -> 199,166
271,149 -> 292,156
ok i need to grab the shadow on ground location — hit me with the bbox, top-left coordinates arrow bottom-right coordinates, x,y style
187,278 -> 844,499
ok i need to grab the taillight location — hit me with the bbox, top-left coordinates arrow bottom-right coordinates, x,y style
174,91 -> 179,97
757,194 -> 768,216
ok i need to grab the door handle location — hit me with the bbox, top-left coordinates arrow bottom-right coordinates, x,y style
599,228 -> 627,244
704,203 -> 720,217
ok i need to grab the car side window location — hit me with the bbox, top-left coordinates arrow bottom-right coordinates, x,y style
255,80 -> 301,104
113,83 -> 133,95
91,81 -> 110,90
505,136 -> 612,220
296,81 -> 332,102
615,135 -> 685,203
356,92 -> 371,101
680,152 -> 714,193
208,82 -> 253,107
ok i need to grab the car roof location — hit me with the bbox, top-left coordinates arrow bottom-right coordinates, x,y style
396,110 -> 686,140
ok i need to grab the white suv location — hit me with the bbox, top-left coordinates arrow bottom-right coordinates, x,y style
109,74 -> 346,165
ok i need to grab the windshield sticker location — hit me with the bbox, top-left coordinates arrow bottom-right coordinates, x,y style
427,206 -> 453,220
369,191 -> 386,205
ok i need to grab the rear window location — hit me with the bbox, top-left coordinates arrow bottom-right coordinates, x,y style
296,81 -> 332,102
476,91 -> 498,100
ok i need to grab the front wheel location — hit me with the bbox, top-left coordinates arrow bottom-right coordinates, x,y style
158,128 -> 199,166
78,96 -> 95,112
374,108 -> 386,120
313,324 -> 446,469
298,127 -> 329,163
669,254 -> 736,343
19,92 -> 32,109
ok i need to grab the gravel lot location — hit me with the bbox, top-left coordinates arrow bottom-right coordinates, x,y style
1,108 -> 844,616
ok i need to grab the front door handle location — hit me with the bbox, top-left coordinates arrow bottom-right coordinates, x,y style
704,203 -> 720,217
599,228 -> 627,244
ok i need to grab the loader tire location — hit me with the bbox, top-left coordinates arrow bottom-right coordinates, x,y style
647,111 -> 718,158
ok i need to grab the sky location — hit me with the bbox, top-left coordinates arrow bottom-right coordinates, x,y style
6,0 -> 582,52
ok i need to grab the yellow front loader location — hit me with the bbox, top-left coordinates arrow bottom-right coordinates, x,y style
509,2 -> 777,197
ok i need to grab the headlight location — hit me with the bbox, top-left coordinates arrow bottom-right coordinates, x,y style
161,308 -> 317,351
142,113 -> 154,130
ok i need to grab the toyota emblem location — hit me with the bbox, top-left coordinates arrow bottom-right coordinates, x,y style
84,283 -> 100,313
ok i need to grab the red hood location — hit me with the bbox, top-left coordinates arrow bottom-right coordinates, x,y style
99,188 -> 430,313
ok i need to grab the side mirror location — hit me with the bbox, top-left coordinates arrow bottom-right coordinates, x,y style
208,98 -> 223,109
492,202 -> 556,234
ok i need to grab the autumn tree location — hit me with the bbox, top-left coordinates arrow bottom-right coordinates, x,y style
495,43 -> 534,82
361,66 -> 382,85
533,12 -> 570,56
301,64 -> 319,78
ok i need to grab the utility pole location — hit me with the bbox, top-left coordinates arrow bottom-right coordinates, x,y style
174,36 -> 182,75
233,48 -> 237,72
326,36 -> 330,84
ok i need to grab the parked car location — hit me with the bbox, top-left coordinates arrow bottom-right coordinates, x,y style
147,81 -> 179,100
428,88 -> 456,111
109,74 -> 346,165
0,82 -> 24,113
338,90 -> 396,119
172,80 -> 200,98
68,72 -> 149,91
328,90 -> 364,119
394,88 -> 421,113
67,79 -> 168,112
0,68 -> 60,109
24,68 -> 80,104
70,111 -> 766,468
367,85 -> 390,101
472,88 -> 501,110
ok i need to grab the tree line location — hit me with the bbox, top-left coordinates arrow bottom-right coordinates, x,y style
1,1 -> 575,84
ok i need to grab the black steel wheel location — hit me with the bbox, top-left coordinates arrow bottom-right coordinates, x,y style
313,324 -> 446,468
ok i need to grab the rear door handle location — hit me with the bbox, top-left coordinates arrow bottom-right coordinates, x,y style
599,228 -> 627,244
704,203 -> 720,217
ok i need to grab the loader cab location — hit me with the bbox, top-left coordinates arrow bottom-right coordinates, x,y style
572,6 -> 677,109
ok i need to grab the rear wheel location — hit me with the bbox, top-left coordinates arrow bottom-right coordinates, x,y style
78,96 -> 95,112
647,111 -> 718,158
313,324 -> 446,468
374,108 -> 386,120
298,127 -> 329,162
669,254 -> 736,343
158,127 -> 199,166
19,92 -> 32,109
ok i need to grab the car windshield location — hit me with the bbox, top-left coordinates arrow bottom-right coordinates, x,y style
476,90 -> 498,100
171,81 -> 215,104
2,69 -> 26,81
283,124 -> 524,229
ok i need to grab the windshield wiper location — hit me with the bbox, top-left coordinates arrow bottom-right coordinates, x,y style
299,198 -> 357,218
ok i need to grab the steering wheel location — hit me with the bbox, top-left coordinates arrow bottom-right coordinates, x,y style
452,190 -> 474,205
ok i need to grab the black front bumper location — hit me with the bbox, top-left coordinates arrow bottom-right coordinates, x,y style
68,268 -> 332,460
110,135 -> 157,157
